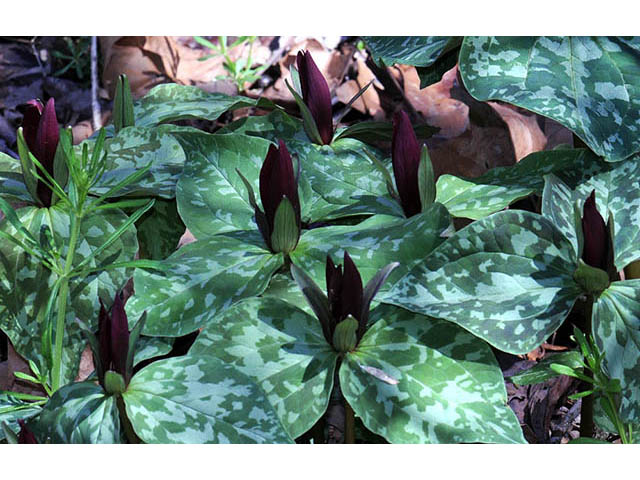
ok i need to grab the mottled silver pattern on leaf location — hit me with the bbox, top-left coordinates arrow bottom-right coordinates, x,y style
190,297 -> 337,439
593,280 -> 640,422
384,210 -> 582,353
341,305 -> 525,443
123,353 -> 292,443
460,36 -> 640,161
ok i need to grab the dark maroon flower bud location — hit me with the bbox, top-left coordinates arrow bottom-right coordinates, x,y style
392,110 -> 422,217
17,419 -> 38,444
326,252 -> 363,327
292,252 -> 398,353
296,51 -> 333,145
97,294 -> 130,387
581,190 -> 609,271
258,140 -> 301,253
21,98 -> 59,207
22,100 -> 44,153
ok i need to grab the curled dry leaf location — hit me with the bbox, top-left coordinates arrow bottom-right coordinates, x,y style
488,102 -> 547,161
178,228 -> 197,248
335,57 -> 383,118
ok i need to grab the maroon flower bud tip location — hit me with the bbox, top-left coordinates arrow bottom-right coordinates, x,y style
296,50 -> 333,145
326,255 -> 342,324
35,98 -> 59,171
110,294 -> 130,378
326,255 -> 341,298
392,110 -> 422,217
582,190 -> 608,270
17,419 -> 38,444
22,99 -> 44,153
259,140 -> 300,236
340,252 -> 363,323
98,300 -> 112,383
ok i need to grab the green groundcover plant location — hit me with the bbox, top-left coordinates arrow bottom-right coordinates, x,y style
0,36 -> 639,443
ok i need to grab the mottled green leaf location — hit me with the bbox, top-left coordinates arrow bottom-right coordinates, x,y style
123,353 -> 292,443
593,280 -> 640,422
363,36 -> 454,67
560,155 -> 640,270
259,273 -> 312,315
134,83 -> 267,127
190,297 -> 337,439
136,198 -> 184,260
341,304 -> 525,443
508,351 -> 584,386
218,109 -> 307,143
0,151 -> 31,202
291,204 -> 452,294
86,126 -> 185,199
133,336 -> 174,366
384,210 -> 582,354
460,36 -> 640,161
297,139 -> 395,219
33,382 -> 120,443
127,232 -> 283,337
175,132 -> 273,238
436,148 -> 599,219
542,174 -> 582,259
0,205 -> 138,384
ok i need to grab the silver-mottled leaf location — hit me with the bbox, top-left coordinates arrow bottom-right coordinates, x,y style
341,304 -> 526,443
190,297 -> 337,439
33,382 -> 120,443
460,36 -> 640,161
291,204 -> 452,297
384,210 -> 582,354
127,232 -> 283,337
123,353 -> 293,443
593,280 -> 640,422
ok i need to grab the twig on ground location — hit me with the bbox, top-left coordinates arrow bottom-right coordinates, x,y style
90,36 -> 102,131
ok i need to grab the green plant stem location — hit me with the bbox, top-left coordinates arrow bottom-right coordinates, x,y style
606,393 -> 629,444
51,212 -> 82,392
580,296 -> 595,439
345,399 -> 355,444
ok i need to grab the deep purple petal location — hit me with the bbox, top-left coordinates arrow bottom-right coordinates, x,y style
22,99 -> 43,154
35,98 -> 59,173
98,300 -> 112,381
325,254 -> 343,330
392,111 -> 422,217
582,190 -> 608,270
109,294 -> 130,379
17,419 -> 38,444
296,51 -> 333,145
34,99 -> 59,207
339,252 -> 363,323
259,140 -> 300,238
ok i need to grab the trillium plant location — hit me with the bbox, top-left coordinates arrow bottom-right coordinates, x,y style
1,36 -> 640,444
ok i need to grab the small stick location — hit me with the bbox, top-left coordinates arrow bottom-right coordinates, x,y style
90,36 -> 102,131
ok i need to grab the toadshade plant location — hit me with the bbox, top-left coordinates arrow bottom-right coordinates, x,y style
188,252 -> 525,443
2,36 -> 639,444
